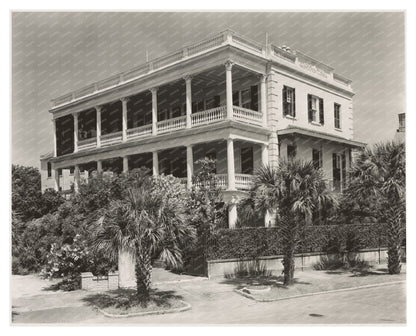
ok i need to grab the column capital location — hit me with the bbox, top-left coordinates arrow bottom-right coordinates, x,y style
225,59 -> 234,71
73,111 -> 80,117
120,97 -> 130,103
258,73 -> 268,82
183,74 -> 193,82
149,87 -> 159,94
95,105 -> 103,113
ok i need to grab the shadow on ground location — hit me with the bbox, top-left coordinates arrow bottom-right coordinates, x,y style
82,288 -> 183,309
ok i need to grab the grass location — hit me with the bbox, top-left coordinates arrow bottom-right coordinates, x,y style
224,264 -> 406,301
82,288 -> 186,315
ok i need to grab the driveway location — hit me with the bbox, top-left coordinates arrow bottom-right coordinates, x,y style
11,270 -> 406,325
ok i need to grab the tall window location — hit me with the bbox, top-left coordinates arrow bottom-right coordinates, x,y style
334,103 -> 341,129
312,149 -> 322,169
308,94 -> 324,124
47,162 -> 52,178
287,144 -> 297,161
233,85 -> 259,110
283,86 -> 296,117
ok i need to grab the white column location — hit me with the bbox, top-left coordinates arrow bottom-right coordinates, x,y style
123,156 -> 129,173
121,97 -> 129,142
97,160 -> 102,173
96,106 -> 102,148
74,165 -> 80,193
228,202 -> 237,229
186,145 -> 193,188
53,168 -> 60,191
52,119 -> 57,157
227,138 -> 236,190
261,143 -> 269,167
152,151 -> 159,176
73,113 -> 79,153
185,76 -> 192,128
225,60 -> 233,120
260,74 -> 267,126
151,87 -> 158,136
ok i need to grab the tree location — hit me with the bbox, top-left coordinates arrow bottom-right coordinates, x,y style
94,175 -> 195,304
346,141 -> 405,274
253,161 -> 337,285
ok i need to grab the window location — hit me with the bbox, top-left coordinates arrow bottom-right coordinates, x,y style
283,86 -> 296,117
332,152 -> 346,192
334,103 -> 341,129
47,162 -> 52,178
287,144 -> 297,161
312,149 -> 322,169
232,86 -> 259,110
308,94 -> 324,124
191,100 -> 205,113
58,168 -> 63,177
241,147 -> 254,174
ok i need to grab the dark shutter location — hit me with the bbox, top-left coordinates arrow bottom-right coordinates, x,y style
233,91 -> 239,106
308,95 -> 313,122
319,98 -> 324,125
282,86 -> 287,116
292,89 -> 296,117
214,95 -> 220,108
250,85 -> 258,111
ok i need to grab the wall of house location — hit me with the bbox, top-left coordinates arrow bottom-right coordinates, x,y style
279,137 -> 350,181
271,69 -> 353,140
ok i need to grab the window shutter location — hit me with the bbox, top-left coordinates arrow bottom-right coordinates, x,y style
293,89 -> 296,117
319,98 -> 324,125
250,85 -> 258,111
282,86 -> 287,116
308,95 -> 313,122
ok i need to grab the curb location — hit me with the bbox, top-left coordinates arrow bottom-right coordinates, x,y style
94,300 -> 191,318
234,280 -> 406,302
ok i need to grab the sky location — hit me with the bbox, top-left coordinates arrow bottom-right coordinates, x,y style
11,11 -> 405,168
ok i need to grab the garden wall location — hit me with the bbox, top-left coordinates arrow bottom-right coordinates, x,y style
81,271 -> 119,291
207,248 -> 391,278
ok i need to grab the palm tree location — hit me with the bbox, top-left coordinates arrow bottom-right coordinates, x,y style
346,141 -> 405,274
253,160 -> 337,285
94,182 -> 195,304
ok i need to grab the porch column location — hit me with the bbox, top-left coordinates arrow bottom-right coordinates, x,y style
121,97 -> 129,142
74,164 -> 80,194
73,112 -> 79,153
260,74 -> 267,126
261,143 -> 269,166
152,151 -> 159,176
225,60 -> 233,120
123,156 -> 129,173
264,210 -> 276,227
186,145 -> 193,188
228,200 -> 237,229
227,138 -> 236,190
53,168 -> 60,191
185,76 -> 192,128
52,119 -> 57,157
96,106 -> 102,148
150,87 -> 158,136
97,160 -> 102,173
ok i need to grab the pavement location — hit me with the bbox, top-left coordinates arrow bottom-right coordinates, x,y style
11,268 -> 406,325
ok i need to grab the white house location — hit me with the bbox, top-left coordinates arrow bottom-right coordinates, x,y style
41,29 -> 365,228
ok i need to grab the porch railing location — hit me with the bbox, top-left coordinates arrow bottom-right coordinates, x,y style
235,174 -> 254,190
126,124 -> 152,140
100,131 -> 123,147
78,138 -> 97,151
232,106 -> 263,126
157,115 -> 186,134
191,106 -> 226,127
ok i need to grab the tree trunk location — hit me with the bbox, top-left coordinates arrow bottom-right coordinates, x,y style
135,250 -> 152,306
385,206 -> 404,274
280,215 -> 299,286
118,247 -> 136,288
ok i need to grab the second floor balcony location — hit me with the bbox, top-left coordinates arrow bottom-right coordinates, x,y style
53,63 -> 267,157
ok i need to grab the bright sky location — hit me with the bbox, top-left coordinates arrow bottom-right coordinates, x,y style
11,11 -> 405,168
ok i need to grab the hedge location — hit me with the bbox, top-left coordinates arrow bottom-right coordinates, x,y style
206,223 -> 405,260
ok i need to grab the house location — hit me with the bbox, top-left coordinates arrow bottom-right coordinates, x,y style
394,112 -> 405,142
41,29 -> 365,228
